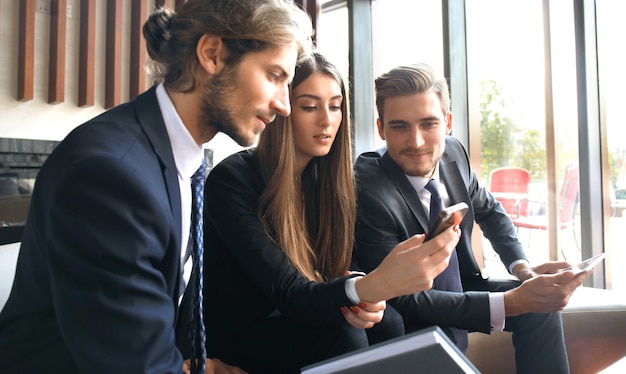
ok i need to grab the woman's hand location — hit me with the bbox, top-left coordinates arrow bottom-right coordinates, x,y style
355,225 -> 460,302
340,300 -> 386,329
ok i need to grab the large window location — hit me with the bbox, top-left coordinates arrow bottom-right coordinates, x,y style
466,0 -> 582,278
317,0 -> 619,291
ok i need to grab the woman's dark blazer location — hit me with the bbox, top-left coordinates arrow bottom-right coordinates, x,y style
203,149 -> 355,356
0,87 -> 189,373
354,136 -> 528,335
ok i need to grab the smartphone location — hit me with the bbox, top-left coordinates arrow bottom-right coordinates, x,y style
560,253 -> 607,274
424,202 -> 469,241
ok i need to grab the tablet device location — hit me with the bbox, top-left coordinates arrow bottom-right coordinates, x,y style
560,253 -> 607,274
300,326 -> 479,374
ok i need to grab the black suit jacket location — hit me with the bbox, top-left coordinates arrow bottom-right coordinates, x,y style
0,87 -> 189,373
354,136 -> 527,335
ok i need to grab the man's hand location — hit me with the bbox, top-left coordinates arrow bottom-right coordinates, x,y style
504,268 -> 590,316
512,261 -> 572,281
183,358 -> 247,374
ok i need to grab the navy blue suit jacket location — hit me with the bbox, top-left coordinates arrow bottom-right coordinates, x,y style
0,87 -> 190,373
354,136 -> 528,336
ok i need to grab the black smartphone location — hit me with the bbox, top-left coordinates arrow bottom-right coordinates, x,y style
424,202 -> 469,242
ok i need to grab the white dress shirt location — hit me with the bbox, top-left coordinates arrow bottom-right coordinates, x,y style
155,83 -> 204,304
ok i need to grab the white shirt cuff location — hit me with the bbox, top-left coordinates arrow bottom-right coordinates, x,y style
489,292 -> 506,331
508,259 -> 530,275
345,276 -> 363,305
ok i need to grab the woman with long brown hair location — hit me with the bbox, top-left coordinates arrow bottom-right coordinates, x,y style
202,52 -> 459,373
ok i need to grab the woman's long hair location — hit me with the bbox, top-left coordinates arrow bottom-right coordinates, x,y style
256,52 -> 354,282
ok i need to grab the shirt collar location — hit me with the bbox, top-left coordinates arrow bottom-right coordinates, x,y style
155,83 -> 204,180
405,164 -> 441,192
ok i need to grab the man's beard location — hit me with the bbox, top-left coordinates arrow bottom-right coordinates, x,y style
199,64 -> 257,147
399,148 -> 440,177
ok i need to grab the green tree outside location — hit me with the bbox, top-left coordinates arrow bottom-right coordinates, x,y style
479,80 -> 546,182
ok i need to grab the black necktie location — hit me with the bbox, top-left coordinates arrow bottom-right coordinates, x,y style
424,179 -> 468,351
189,160 -> 206,374
425,179 -> 444,224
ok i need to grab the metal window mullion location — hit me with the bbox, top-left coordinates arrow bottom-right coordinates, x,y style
348,0 -> 375,159
573,0 -> 605,288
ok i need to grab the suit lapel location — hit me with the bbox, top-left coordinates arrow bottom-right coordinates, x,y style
134,87 -> 185,323
133,87 -> 182,243
380,153 -> 430,230
438,146 -> 482,275
439,153 -> 472,210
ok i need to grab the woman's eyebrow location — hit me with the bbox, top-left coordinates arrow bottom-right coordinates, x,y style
294,93 -> 343,101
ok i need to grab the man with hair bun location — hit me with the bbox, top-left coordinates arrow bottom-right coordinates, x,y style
0,1 -> 312,373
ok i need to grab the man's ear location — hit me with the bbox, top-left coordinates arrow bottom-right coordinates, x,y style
445,112 -> 453,135
376,118 -> 386,140
197,34 -> 224,75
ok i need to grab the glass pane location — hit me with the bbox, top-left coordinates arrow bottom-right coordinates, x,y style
316,3 -> 350,81
547,0 -> 580,264
371,0 -> 444,75
597,0 -> 626,293
371,0 -> 444,149
467,0 -> 581,277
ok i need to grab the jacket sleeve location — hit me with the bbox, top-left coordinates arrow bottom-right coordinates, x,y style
47,155 -> 183,373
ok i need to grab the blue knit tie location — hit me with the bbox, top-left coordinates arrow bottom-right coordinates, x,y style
424,179 -> 467,351
189,160 -> 206,374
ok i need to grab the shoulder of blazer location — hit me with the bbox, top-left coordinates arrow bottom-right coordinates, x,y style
354,151 -> 390,190
211,148 -> 257,176
207,148 -> 264,192
443,136 -> 467,160
51,87 -> 166,165
354,150 -> 382,175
